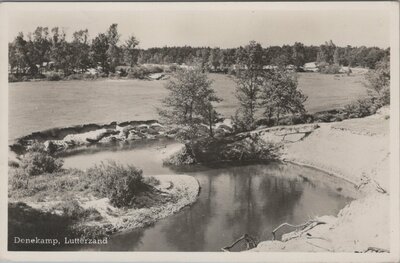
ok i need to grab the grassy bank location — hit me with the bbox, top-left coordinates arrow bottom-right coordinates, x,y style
8,151 -> 200,250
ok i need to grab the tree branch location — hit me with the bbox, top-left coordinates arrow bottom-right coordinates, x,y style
271,219 -> 325,240
221,234 -> 258,252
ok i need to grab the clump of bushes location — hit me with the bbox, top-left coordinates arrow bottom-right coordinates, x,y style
143,176 -> 160,187
8,160 -> 20,168
127,66 -> 150,79
21,76 -> 31,82
219,135 -> 277,162
8,74 -> 20,82
164,64 -> 178,73
46,72 -> 64,81
9,168 -> 29,190
87,161 -> 148,208
57,200 -> 102,221
343,97 -> 379,118
163,145 -> 196,166
144,65 -> 164,74
318,62 -> 341,74
108,72 -> 122,79
20,142 -> 64,176
66,73 -> 99,80
126,64 -> 167,79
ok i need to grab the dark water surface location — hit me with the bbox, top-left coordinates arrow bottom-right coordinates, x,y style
61,139 -> 356,251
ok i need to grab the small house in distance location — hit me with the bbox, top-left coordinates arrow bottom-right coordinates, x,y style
303,62 -> 319,72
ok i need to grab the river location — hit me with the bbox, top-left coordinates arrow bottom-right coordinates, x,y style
60,139 -> 356,251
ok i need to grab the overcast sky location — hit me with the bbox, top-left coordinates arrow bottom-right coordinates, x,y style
5,2 -> 393,49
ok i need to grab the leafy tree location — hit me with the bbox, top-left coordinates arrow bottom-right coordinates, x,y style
123,35 -> 140,66
106,24 -> 121,73
292,42 -> 306,69
71,29 -> 91,73
365,57 -> 390,105
333,48 -> 341,65
208,48 -> 221,71
9,33 -> 29,75
50,28 -> 73,75
303,45 -> 319,63
259,69 -> 308,123
158,68 -> 221,140
234,41 -> 265,129
271,54 -> 291,68
317,40 -> 336,64
31,27 -> 52,73
90,33 -> 109,73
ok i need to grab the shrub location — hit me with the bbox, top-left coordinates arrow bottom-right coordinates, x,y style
313,112 -> 335,122
21,76 -> 30,82
143,176 -> 160,187
66,73 -> 96,80
319,63 -> 341,74
127,66 -> 150,79
163,146 -> 196,166
168,64 -> 178,72
8,160 -> 20,168
108,72 -> 121,79
57,200 -> 102,221
365,58 -> 390,106
8,74 -> 20,82
87,161 -> 147,208
98,72 -> 108,78
227,67 -> 236,76
119,68 -> 128,77
20,142 -> 63,176
145,65 -> 164,74
58,200 -> 86,220
46,72 -> 63,81
289,114 -> 314,125
343,97 -> 379,118
9,168 -> 29,190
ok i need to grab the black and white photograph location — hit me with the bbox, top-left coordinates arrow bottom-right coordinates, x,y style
0,1 -> 399,262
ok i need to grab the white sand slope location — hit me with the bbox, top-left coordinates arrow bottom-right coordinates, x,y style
252,107 -> 390,252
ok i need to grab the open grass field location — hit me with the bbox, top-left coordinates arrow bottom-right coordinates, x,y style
9,72 -> 368,141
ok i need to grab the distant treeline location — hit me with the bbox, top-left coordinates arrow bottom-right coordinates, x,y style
137,41 -> 389,71
9,24 -> 390,78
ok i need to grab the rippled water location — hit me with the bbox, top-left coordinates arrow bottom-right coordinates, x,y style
61,139 -> 356,251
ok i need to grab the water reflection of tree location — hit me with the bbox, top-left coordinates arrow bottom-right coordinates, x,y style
223,164 -> 304,243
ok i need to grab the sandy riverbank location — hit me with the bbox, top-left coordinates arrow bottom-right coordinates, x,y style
79,174 -> 200,232
18,173 -> 200,235
251,107 -> 390,252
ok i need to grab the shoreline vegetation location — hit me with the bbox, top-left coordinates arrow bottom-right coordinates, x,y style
9,24 -> 388,84
8,154 -> 200,250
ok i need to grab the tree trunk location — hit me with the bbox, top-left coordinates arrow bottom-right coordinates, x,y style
208,109 -> 214,138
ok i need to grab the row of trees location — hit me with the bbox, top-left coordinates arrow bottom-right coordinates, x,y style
9,24 -> 390,78
316,40 -> 389,69
159,41 -> 308,141
158,40 -> 390,147
9,24 -> 139,76
233,41 -> 307,130
137,42 -> 388,70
